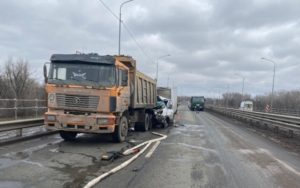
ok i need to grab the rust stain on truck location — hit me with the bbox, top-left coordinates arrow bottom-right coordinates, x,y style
44,53 -> 156,142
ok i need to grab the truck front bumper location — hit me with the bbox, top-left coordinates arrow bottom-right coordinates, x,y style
44,112 -> 116,133
192,105 -> 204,111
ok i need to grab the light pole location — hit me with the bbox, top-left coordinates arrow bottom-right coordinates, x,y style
235,73 -> 245,100
167,75 -> 170,87
261,57 -> 276,112
118,0 -> 134,55
156,54 -> 170,84
225,84 -> 230,108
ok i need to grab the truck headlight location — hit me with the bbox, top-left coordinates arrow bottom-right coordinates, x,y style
97,118 -> 114,125
47,115 -> 56,121
97,118 -> 108,125
48,93 -> 56,104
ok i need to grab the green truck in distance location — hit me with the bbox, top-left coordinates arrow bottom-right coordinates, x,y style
190,96 -> 205,111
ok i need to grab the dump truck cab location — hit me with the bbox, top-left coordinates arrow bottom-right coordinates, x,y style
44,53 -> 151,142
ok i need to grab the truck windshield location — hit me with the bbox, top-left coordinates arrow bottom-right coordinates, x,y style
48,63 -> 115,87
192,97 -> 204,103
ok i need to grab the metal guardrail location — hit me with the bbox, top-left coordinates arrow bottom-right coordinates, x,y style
206,106 -> 300,135
0,118 -> 44,137
0,118 -> 59,145
0,98 -> 47,120
254,108 -> 300,117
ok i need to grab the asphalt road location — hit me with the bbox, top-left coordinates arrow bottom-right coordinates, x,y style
1,105 -> 300,188
99,105 -> 300,188
0,118 -> 170,188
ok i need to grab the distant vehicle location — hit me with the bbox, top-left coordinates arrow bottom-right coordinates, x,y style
153,96 -> 174,128
190,96 -> 205,111
43,53 -> 156,142
240,101 -> 253,111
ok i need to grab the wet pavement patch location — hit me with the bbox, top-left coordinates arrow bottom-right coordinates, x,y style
0,181 -> 23,188
0,121 -> 172,188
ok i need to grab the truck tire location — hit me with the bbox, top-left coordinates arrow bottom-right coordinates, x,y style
143,113 -> 151,131
59,131 -> 77,141
135,113 -> 150,132
148,114 -> 153,130
113,116 -> 128,143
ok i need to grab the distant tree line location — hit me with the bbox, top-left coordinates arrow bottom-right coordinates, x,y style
206,91 -> 300,115
0,58 -> 46,119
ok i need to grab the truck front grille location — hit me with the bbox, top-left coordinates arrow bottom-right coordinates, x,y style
56,94 -> 99,110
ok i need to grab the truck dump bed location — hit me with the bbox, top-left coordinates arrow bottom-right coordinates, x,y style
116,56 -> 156,109
132,70 -> 156,109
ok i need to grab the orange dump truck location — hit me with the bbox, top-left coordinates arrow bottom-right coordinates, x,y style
44,53 -> 156,142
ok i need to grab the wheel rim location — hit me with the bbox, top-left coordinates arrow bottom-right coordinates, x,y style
145,115 -> 149,130
121,119 -> 128,137
148,115 -> 152,130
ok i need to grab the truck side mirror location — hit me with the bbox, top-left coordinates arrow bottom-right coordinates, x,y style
121,70 -> 128,86
43,63 -> 48,83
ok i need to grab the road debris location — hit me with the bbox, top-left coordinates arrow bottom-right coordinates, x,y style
101,152 -> 121,161
84,132 -> 167,188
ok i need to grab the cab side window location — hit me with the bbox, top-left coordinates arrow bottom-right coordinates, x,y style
118,68 -> 128,86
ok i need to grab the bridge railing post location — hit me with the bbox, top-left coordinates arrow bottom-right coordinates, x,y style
14,98 -> 18,120
35,98 -> 38,118
16,128 -> 23,137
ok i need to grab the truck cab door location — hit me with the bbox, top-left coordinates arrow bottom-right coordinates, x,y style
117,68 -> 130,112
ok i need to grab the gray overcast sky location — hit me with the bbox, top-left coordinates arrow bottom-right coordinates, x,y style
0,0 -> 300,97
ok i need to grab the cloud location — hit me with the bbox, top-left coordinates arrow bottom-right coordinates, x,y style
0,0 -> 300,96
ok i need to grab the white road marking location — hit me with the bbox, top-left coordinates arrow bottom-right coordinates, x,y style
163,142 -> 217,153
240,147 -> 300,177
178,142 -> 217,153
21,160 -> 44,168
184,124 -> 205,127
145,141 -> 161,158
258,148 -> 300,176
238,149 -> 255,154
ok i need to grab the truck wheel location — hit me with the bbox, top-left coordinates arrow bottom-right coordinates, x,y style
59,131 -> 77,141
135,113 -> 151,132
113,116 -> 128,143
148,114 -> 153,130
143,113 -> 151,131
